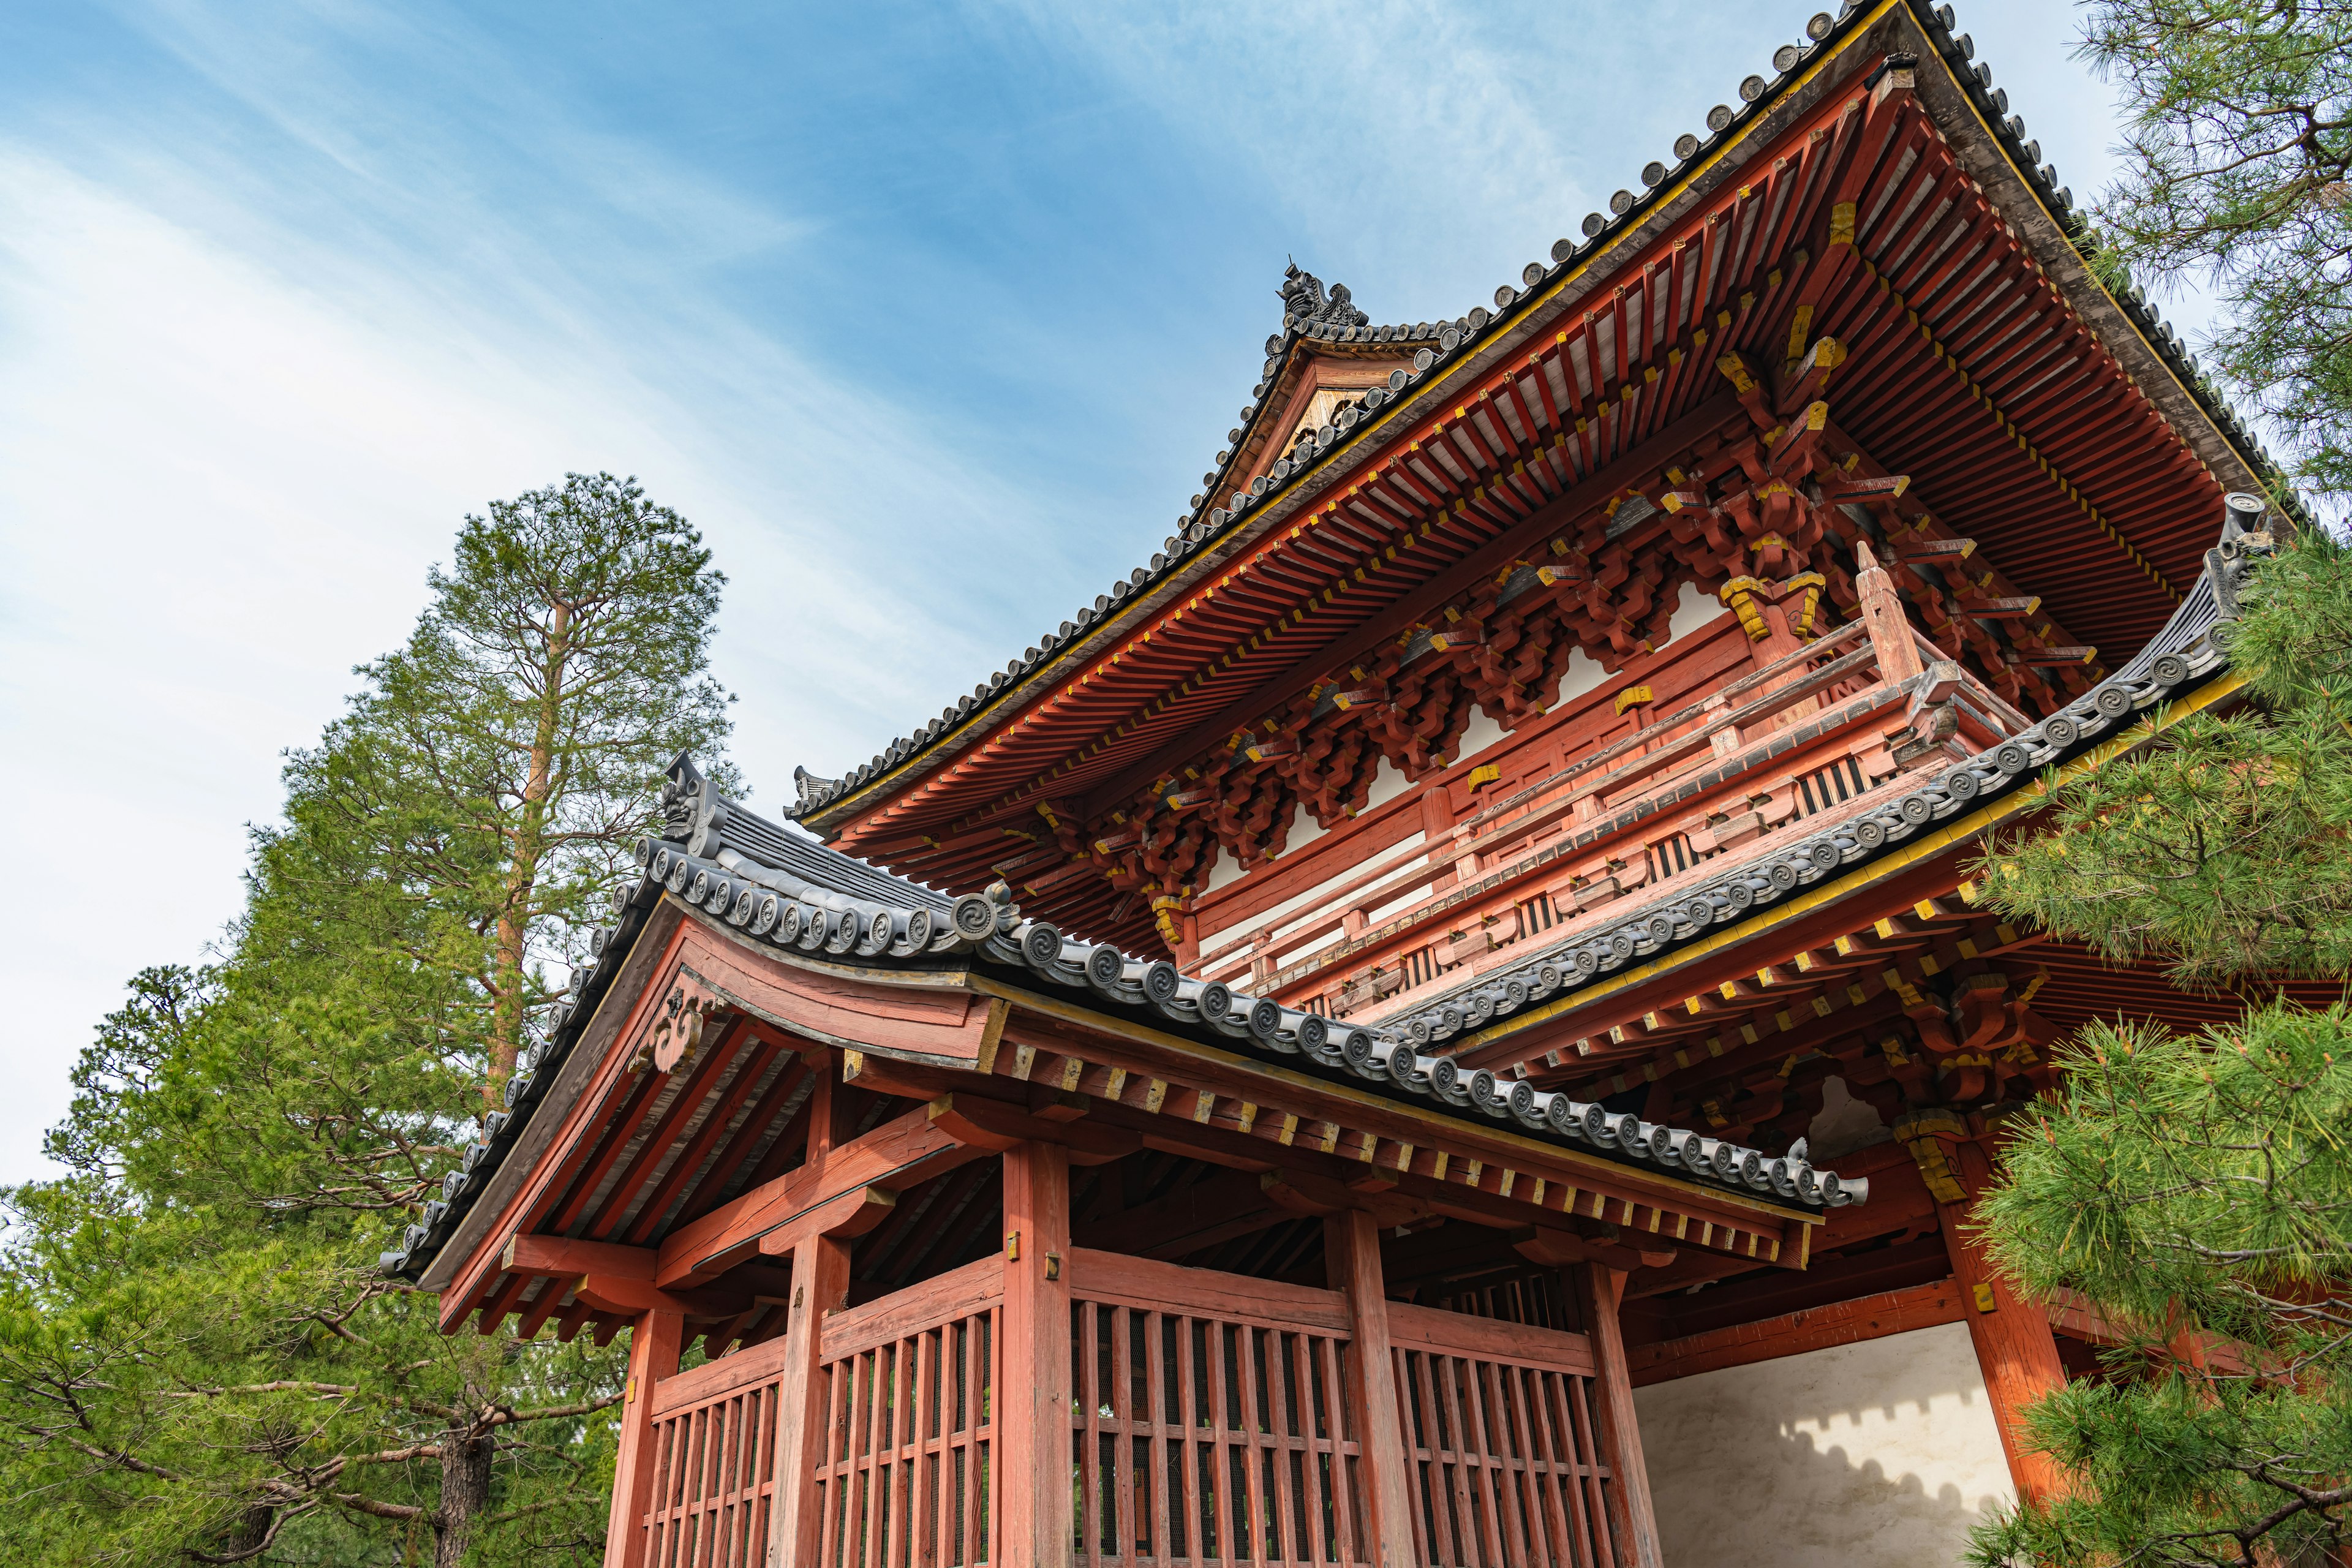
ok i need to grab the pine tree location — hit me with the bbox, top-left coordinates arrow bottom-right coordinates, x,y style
2078,0 -> 2352,499
1965,529 -> 2352,1566
0,474 -> 735,1566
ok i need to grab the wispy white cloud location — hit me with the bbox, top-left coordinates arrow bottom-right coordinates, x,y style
0,5 -> 1090,1180
0,0 -> 2184,1185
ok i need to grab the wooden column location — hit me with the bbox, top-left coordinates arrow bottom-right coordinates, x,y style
1855,539 -> 1924,685
767,1047 -> 859,1568
1570,1264 -> 1664,1568
998,1141 -> 1073,1566
605,1308 -> 684,1568
1937,1136 -> 2070,1503
1323,1210 -> 1417,1568
768,1232 -> 851,1567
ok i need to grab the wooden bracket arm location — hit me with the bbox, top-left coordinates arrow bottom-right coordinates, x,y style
502,1233 -> 655,1281
927,1093 -> 1139,1166
1510,1224 -> 1677,1273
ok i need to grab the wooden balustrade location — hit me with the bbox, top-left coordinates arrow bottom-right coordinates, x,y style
813,1254 -> 1005,1568
640,1335 -> 791,1568
635,1218 -> 1645,1568
1064,1248 -> 1371,1567
1385,1302 -> 1619,1568
1188,630 -> 1934,1012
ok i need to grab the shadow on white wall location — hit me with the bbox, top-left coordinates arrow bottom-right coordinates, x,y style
1634,1321 -> 2013,1567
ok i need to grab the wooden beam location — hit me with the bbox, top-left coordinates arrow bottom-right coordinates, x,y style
998,1142 -> 1074,1562
653,1104 -> 986,1287
502,1234 -> 654,1281
1937,1136 -> 2071,1504
1325,1208 -> 1417,1568
1629,1277 -> 1966,1385
926,1091 -> 1140,1166
768,1229 -> 850,1568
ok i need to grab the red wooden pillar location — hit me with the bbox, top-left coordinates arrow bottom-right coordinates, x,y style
998,1141 -> 1073,1566
1323,1210 -> 1417,1568
605,1308 -> 684,1568
769,1232 -> 852,1567
1570,1264 -> 1664,1568
1938,1136 -> 2070,1503
766,1046 -> 861,1568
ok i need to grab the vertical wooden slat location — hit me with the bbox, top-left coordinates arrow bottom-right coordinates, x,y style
1270,1335 -> 1308,1568
1145,1311 -> 1172,1567
1110,1306 -> 1136,1566
1565,1373 -> 1616,1568
1314,1333 -> 1359,1566
1515,1368 -> 1574,1568
1234,1322 -> 1268,1564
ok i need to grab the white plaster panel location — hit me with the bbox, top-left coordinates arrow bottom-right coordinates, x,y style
1196,832 -> 1426,953
1666,576 -> 1730,641
1632,1321 -> 2013,1568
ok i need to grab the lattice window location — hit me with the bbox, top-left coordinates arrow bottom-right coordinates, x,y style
642,1343 -> 786,1568
1388,1306 -> 1619,1568
815,1278 -> 1000,1567
1068,1253 -> 1370,1567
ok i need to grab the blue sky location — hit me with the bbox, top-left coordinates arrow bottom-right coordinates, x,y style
0,0 -> 2187,1182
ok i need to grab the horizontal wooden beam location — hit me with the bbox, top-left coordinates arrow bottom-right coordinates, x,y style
654,1105 -> 987,1288
1629,1277 -> 1966,1386
927,1093 -> 1139,1166
502,1233 -> 654,1281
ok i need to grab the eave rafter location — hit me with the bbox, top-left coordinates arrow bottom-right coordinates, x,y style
829,56 -> 2232,958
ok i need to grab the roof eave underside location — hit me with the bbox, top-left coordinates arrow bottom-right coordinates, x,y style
801,0 -> 2283,840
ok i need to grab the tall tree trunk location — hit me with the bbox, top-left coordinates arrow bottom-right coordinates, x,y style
433,1422 -> 494,1568
486,598 -> 570,1093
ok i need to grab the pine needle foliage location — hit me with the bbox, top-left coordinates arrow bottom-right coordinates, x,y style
1979,530 -> 2352,986
1968,530 -> 2352,1564
0,475 -> 734,1567
2078,0 -> 2352,501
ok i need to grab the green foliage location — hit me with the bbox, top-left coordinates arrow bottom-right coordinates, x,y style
1977,532 -> 2352,985
1967,1011 -> 2352,1567
2079,0 -> 2352,499
290,470 -> 734,1084
0,475 -> 734,1566
1969,532 -> 2352,1563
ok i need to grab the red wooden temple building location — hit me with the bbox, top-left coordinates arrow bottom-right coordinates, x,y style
394,4 -> 2301,1564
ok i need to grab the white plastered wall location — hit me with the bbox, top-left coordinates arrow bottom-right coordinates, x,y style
1633,1322 -> 2014,1568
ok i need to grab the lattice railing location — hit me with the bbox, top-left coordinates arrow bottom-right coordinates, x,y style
643,1335 -> 791,1568
1065,1248 -> 1370,1567
1385,1302 -> 1618,1568
813,1253 -> 1003,1568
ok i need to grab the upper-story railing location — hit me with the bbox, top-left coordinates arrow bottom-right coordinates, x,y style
1192,606 -> 2028,1030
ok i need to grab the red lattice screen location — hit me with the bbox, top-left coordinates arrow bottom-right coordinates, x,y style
813,1253 -> 1003,1568
1385,1302 -> 1618,1568
642,1335 -> 790,1568
1065,1248 -> 1370,1567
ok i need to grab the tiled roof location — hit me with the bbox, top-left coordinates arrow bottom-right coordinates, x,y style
385,507 -> 2275,1286
788,0 -> 2295,824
